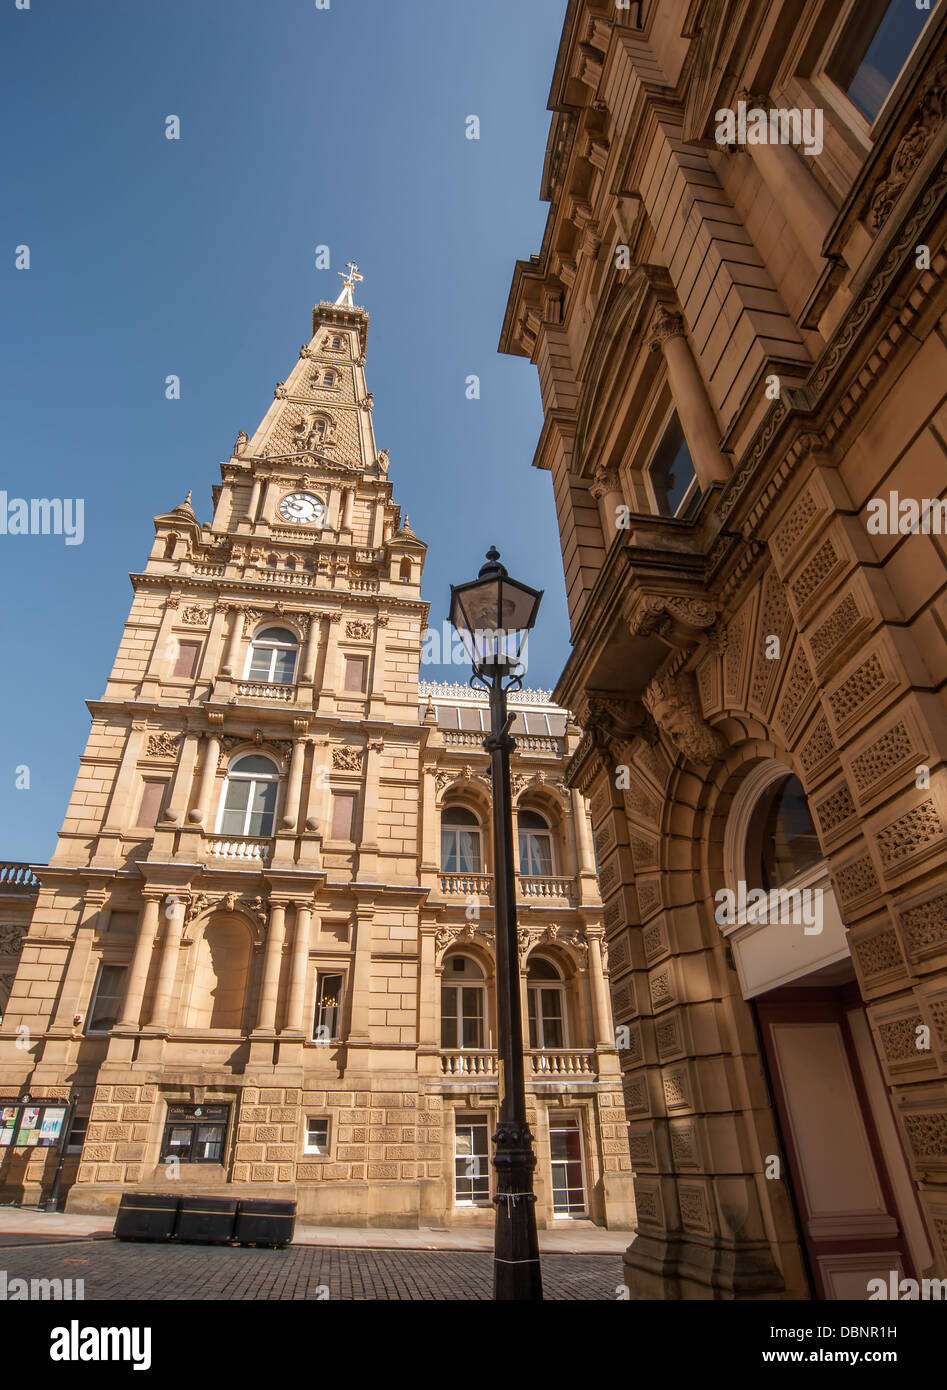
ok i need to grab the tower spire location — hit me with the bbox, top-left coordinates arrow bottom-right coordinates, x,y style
335,261 -> 364,307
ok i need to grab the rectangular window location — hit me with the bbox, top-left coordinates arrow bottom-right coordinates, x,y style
312,972 -> 344,1042
66,1114 -> 89,1154
454,1114 -> 491,1205
172,640 -> 201,679
304,1117 -> 330,1155
87,963 -> 127,1034
826,0 -> 936,124
159,1104 -> 230,1164
549,1115 -> 587,1216
343,656 -> 367,692
136,779 -> 167,828
330,791 -> 356,841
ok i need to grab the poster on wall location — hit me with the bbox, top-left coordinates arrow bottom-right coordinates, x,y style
39,1107 -> 66,1145
16,1106 -> 41,1146
0,1105 -> 17,1147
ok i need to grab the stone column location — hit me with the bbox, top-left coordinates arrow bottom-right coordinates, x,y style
161,731 -> 200,825
300,616 -> 321,685
587,933 -> 613,1049
220,606 -> 245,677
50,892 -> 108,1031
341,488 -> 355,531
589,462 -> 627,543
367,615 -> 388,717
317,612 -> 343,707
420,766 -> 439,870
419,930 -> 439,1049
648,308 -> 730,488
188,733 -> 221,825
740,102 -> 836,271
99,724 -> 149,834
146,900 -> 185,1030
115,895 -> 163,1030
348,908 -> 373,1042
197,604 -> 229,684
571,788 -> 595,873
284,903 -> 314,1033
244,475 -> 262,523
280,736 -> 308,831
305,737 -> 331,833
255,903 -> 287,1032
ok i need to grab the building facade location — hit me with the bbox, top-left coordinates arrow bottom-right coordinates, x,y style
501,0 -> 947,1296
0,280 -> 634,1230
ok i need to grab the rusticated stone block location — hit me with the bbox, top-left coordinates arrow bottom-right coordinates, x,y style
105,1124 -> 131,1141
277,1165 -> 294,1182
239,1107 -> 268,1123
120,1106 -> 152,1121
369,1126 -> 399,1141
250,1164 -> 275,1182
242,1088 -> 259,1104
296,1163 -> 326,1180
258,1089 -> 283,1103
254,1125 -> 279,1141
337,1146 -> 363,1160
113,1143 -> 145,1161
90,1106 -> 121,1121
111,1086 -> 138,1101
283,1089 -> 301,1103
96,1164 -> 122,1181
124,1166 -> 141,1183
140,1086 -> 157,1102
268,1107 -> 296,1122
83,1144 -> 113,1161
265,1145 -> 295,1161
235,1144 -> 264,1162
367,1163 -> 398,1179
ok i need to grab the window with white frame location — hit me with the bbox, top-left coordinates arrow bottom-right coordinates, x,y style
518,808 -> 554,876
245,627 -> 298,685
454,1113 -> 491,1204
217,754 -> 280,838
527,955 -> 566,1050
647,410 -> 698,518
312,971 -> 344,1043
441,954 -> 486,1050
824,0 -> 939,125
86,963 -> 127,1034
441,805 -> 483,873
549,1114 -> 587,1216
304,1117 -> 330,1155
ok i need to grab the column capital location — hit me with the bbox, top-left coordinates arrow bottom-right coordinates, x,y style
647,305 -> 686,351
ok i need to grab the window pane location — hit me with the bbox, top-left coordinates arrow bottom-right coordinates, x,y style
746,774 -> 822,892
829,0 -> 935,123
247,779 -> 277,837
541,990 -> 564,1048
248,648 -> 271,680
441,986 -> 458,1048
527,989 -> 538,1048
272,647 -> 296,683
89,965 -> 127,1031
461,987 -> 484,1049
457,830 -> 481,872
650,414 -> 696,516
441,829 -> 458,871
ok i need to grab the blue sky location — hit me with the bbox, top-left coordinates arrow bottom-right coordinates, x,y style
0,0 -> 568,862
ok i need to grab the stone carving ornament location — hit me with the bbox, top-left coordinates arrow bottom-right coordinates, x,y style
146,732 -> 179,759
643,670 -> 726,765
332,747 -> 363,772
182,606 -> 210,626
0,923 -> 26,954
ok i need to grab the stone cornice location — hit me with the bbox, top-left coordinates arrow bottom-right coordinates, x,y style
129,572 -> 430,618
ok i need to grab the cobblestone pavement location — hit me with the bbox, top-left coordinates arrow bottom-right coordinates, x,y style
0,1237 -> 624,1300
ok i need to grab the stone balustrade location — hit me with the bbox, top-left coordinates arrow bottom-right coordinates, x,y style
206,836 -> 271,865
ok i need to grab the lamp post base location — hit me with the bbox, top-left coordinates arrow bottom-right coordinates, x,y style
492,1119 -> 543,1300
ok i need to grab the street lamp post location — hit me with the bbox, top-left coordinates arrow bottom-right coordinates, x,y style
449,547 -> 544,1301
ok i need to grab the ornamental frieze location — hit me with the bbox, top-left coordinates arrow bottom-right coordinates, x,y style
332,747 -> 363,772
434,920 -> 494,961
145,732 -> 179,759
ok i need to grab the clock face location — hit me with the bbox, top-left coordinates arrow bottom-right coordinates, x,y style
278,492 -> 325,526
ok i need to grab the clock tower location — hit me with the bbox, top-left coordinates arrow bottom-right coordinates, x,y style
0,270 -> 634,1231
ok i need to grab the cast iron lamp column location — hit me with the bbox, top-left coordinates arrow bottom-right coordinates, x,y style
449,547 -> 544,1301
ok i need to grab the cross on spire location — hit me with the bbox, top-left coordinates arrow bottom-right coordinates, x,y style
334,262 -> 364,307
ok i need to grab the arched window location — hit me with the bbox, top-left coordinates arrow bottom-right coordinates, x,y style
246,627 -> 298,684
527,955 -> 566,1049
441,806 -> 482,872
441,954 -> 485,1049
518,808 -> 554,876
399,558 -> 411,583
323,370 -> 336,387
217,754 -> 279,838
744,773 -> 822,892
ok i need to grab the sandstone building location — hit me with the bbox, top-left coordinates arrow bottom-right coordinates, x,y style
501,0 -> 947,1296
0,275 -> 634,1230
